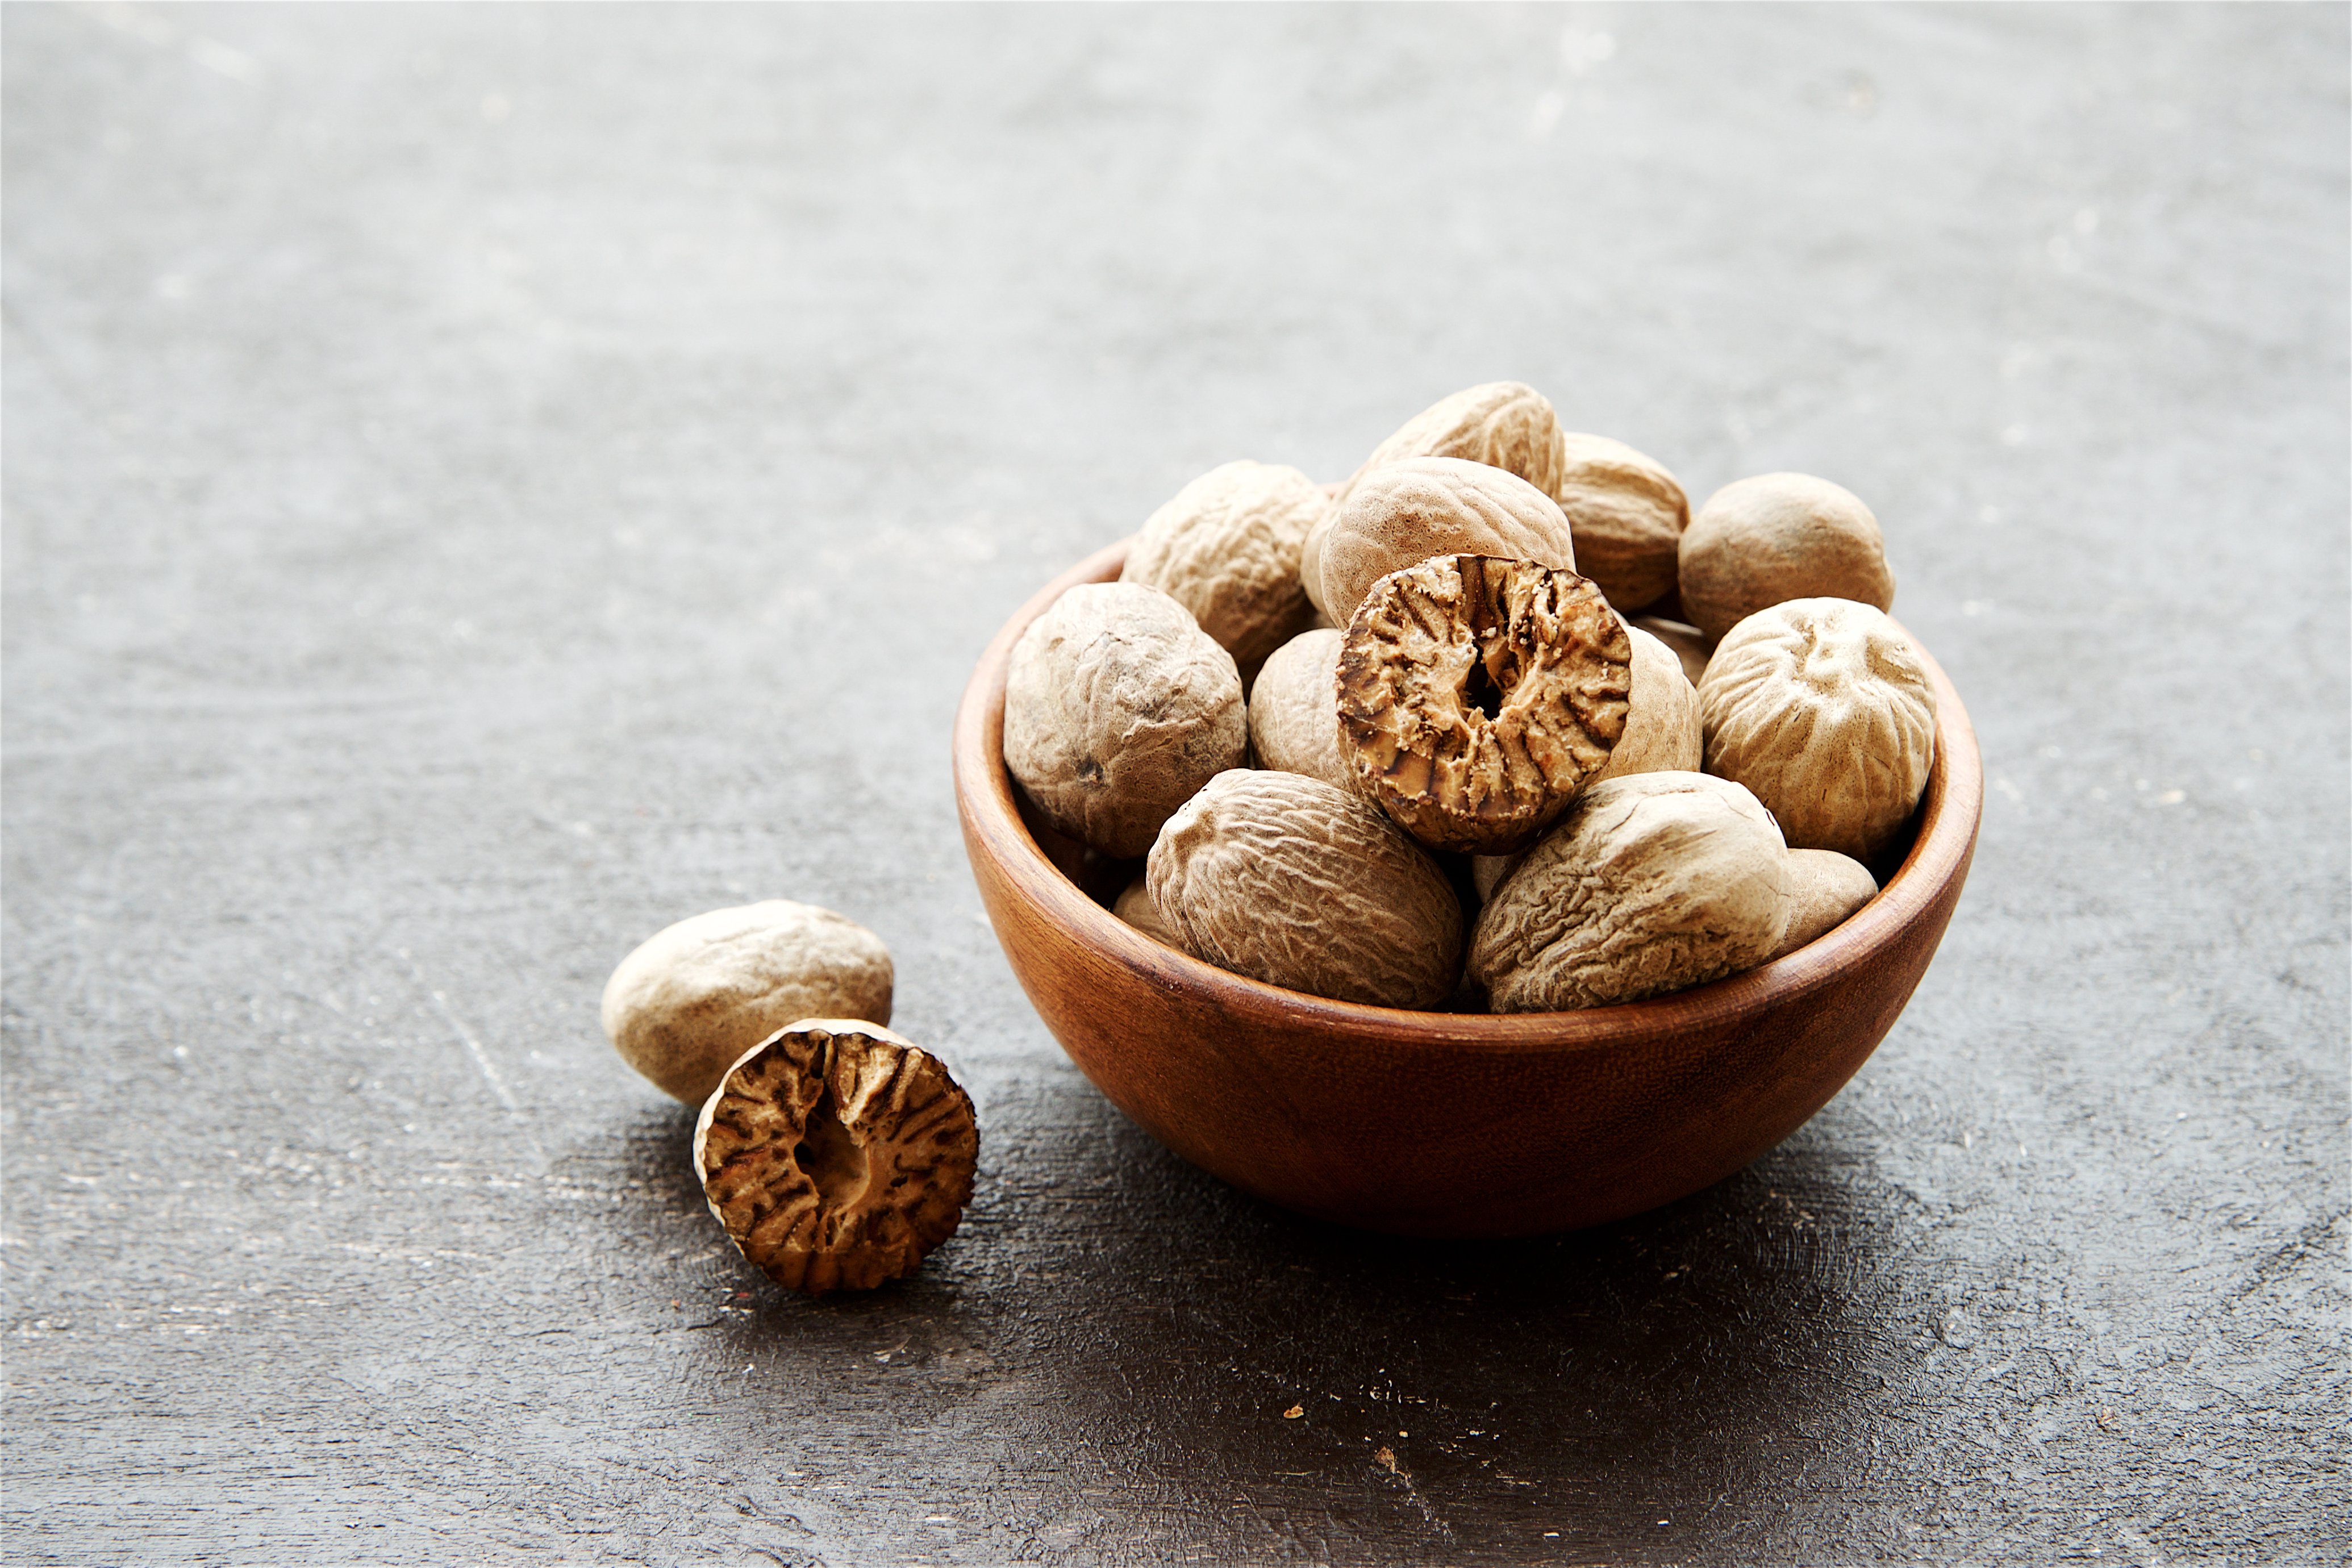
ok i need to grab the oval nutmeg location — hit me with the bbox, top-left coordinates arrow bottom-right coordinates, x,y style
601,900 -> 894,1106
1246,627 -> 1354,794
1679,473 -> 1896,641
1699,597 -> 1937,862
1316,457 -> 1579,627
693,1020 -> 977,1297
1552,434 -> 1690,612
1121,460 -> 1327,666
1591,623 -> 1703,786
1333,380 -> 1570,515
1772,849 -> 1880,959
1469,772 -> 1794,1012
1002,581 -> 1247,858
1146,769 -> 1464,1009
1337,555 -> 1629,856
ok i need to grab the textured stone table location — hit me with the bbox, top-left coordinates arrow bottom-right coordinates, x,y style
5,5 -> 2343,1563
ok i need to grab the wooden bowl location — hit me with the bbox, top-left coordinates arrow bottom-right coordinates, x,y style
953,541 -> 1982,1237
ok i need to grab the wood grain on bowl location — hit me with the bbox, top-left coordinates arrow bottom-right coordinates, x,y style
954,541 -> 1981,1237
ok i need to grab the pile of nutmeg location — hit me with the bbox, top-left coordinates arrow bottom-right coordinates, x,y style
1003,382 -> 1937,1012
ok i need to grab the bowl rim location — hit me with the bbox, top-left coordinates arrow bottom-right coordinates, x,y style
953,537 -> 1983,1055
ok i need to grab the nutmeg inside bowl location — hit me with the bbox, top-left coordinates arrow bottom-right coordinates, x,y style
953,540 -> 1982,1237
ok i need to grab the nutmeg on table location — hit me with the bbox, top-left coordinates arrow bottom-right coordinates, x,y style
999,378 -> 1932,1013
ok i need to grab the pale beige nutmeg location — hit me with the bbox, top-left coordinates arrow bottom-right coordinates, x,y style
1591,624 -> 1703,786
1003,581 -> 1247,858
1699,597 -> 1937,862
1337,555 -> 1629,856
1316,457 -> 1580,627
1146,769 -> 1463,1009
1771,849 -> 1879,960
1469,773 -> 1794,1012
1333,381 -> 1570,515
602,901 -> 893,1105
1246,628 -> 1353,793
1679,473 -> 1897,641
1632,615 -> 1713,688
1121,460 -> 1327,666
1112,874 -> 1177,945
1300,510 -> 1337,617
1553,435 -> 1690,612
693,1020 -> 977,1297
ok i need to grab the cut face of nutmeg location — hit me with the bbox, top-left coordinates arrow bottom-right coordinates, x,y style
694,1020 -> 977,1297
1338,555 -> 1630,856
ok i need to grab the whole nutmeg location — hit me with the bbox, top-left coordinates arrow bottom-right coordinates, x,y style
1121,460 -> 1327,666
1632,614 -> 1713,689
602,901 -> 893,1105
1469,772 -> 1794,1012
1678,473 -> 1896,641
1112,874 -> 1177,945
1300,510 -> 1337,618
1333,381 -> 1570,515
1591,623 -> 1703,786
694,1019 -> 977,1297
1147,769 -> 1464,1009
1246,627 -> 1353,794
1337,555 -> 1629,856
1316,457 -> 1580,627
1699,597 -> 1937,862
1003,581 -> 1247,858
1772,849 -> 1879,959
1553,435 -> 1690,612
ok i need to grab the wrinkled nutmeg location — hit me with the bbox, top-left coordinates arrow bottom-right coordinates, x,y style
694,1020 -> 978,1297
1314,457 -> 1579,627
1245,627 -> 1354,794
1333,381 -> 1570,515
1337,555 -> 1629,856
1121,460 -> 1327,666
1632,614 -> 1713,688
1003,581 -> 1247,858
1591,623 -> 1703,786
602,901 -> 893,1106
1469,772 -> 1794,1012
1699,597 -> 1937,862
1553,435 -> 1690,612
1772,849 -> 1879,959
1679,473 -> 1896,641
1112,874 -> 1177,945
1147,769 -> 1463,1008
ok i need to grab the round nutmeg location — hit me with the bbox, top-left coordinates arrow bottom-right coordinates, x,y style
1591,624 -> 1702,786
1146,769 -> 1463,1009
1679,473 -> 1896,641
1121,460 -> 1327,666
1112,874 -> 1177,945
694,1020 -> 977,1297
1699,598 -> 1937,862
602,901 -> 893,1106
1771,849 -> 1879,959
1334,381 -> 1569,514
1337,555 -> 1629,856
1003,581 -> 1247,858
1553,435 -> 1690,612
1246,628 -> 1353,793
1316,457 -> 1579,627
1469,773 -> 1794,1012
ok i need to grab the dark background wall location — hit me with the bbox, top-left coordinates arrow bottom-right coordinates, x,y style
5,5 -> 2345,1563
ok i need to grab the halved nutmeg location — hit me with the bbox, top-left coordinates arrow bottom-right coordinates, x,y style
693,1019 -> 978,1297
1337,555 -> 1630,855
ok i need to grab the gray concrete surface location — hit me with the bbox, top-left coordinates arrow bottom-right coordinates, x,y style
4,4 -> 2345,1563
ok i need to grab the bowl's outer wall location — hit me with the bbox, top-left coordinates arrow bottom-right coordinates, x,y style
956,543 -> 1982,1237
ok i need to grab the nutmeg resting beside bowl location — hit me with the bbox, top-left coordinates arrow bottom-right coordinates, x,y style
955,540 -> 1980,1238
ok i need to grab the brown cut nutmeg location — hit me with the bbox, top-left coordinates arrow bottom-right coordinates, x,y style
1553,435 -> 1690,612
1469,772 -> 1794,1012
1120,460 -> 1327,666
602,901 -> 893,1106
1245,627 -> 1353,794
1338,555 -> 1629,856
1147,769 -> 1463,1008
1699,597 -> 1937,861
1771,849 -> 1879,959
1315,457 -> 1579,627
693,1019 -> 978,1297
1003,581 -> 1247,858
1333,381 -> 1570,515
1679,473 -> 1896,641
